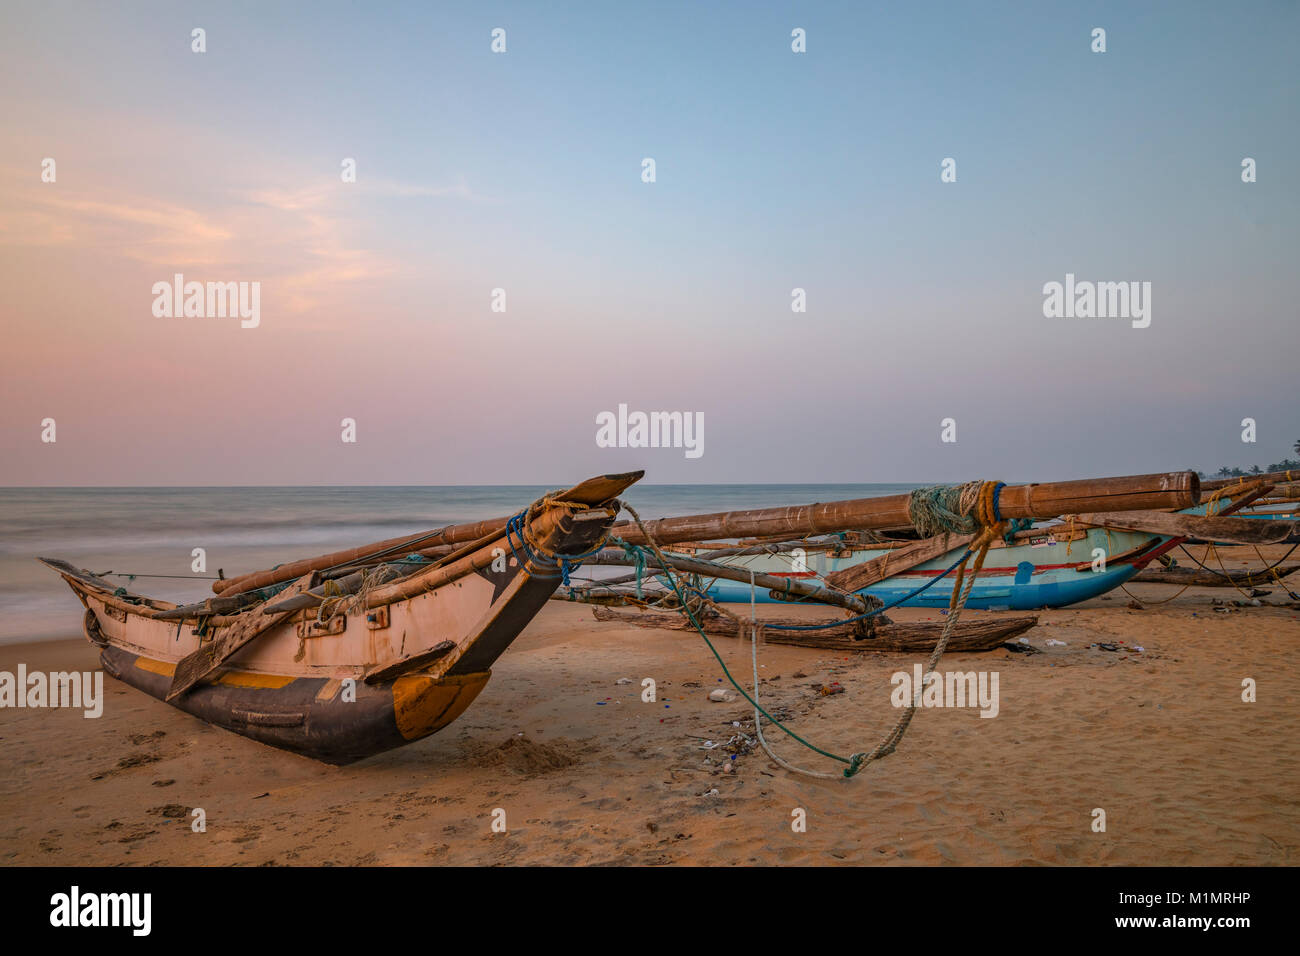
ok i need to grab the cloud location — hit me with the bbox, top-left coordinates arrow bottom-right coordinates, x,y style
0,179 -> 232,264
0,161 -> 489,315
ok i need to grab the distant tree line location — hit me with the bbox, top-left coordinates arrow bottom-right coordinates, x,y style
1196,439 -> 1300,478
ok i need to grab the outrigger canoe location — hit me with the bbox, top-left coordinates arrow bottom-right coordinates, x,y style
40,472 -> 641,763
689,493 -> 1294,610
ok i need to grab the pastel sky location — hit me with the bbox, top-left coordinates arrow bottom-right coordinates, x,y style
1,0 -> 1296,485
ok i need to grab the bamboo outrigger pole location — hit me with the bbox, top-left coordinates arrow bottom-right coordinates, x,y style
611,472 -> 1200,547
214,470 -> 1199,598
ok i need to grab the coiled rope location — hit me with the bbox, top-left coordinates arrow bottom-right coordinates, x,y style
907,480 -> 1004,537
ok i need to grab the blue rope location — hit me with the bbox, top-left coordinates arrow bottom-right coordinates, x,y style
505,511 -> 552,578
504,509 -> 608,585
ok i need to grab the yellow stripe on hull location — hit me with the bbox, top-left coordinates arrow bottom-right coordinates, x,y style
134,655 -> 295,689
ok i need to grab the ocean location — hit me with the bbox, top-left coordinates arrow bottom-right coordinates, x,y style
0,483 -> 916,644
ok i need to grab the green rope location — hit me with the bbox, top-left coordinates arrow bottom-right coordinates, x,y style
1004,517 -> 1033,542
617,507 -> 857,774
618,500 -> 998,779
609,536 -> 647,598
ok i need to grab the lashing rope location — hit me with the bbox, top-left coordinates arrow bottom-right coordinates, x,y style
504,494 -> 614,585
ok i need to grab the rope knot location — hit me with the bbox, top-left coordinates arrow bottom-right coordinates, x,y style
610,535 -> 648,597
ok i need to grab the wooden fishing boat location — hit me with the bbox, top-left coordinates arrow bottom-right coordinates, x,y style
691,526 -> 1169,609
646,486 -> 1296,611
40,472 -> 641,763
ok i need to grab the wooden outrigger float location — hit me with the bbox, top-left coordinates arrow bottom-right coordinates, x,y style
1131,562 -> 1300,588
590,606 -> 1041,653
41,472 -> 642,763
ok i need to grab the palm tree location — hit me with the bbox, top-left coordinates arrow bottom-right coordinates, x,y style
1217,466 -> 1233,477
1294,438 -> 1300,456
1249,464 -> 1263,475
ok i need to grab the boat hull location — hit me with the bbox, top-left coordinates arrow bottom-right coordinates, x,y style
700,497 -> 1256,610
42,474 -> 641,762
701,534 -> 1150,609
97,641 -> 489,764
700,527 -> 1168,610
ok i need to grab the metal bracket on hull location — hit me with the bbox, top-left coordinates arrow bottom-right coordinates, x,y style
296,615 -> 346,638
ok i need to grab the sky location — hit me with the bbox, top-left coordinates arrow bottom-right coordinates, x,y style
1,0 -> 1296,485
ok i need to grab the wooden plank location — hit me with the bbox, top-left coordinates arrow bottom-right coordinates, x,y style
363,641 -> 456,684
1072,511 -> 1297,545
166,573 -> 317,701
1069,540 -> 1161,572
824,532 -> 974,592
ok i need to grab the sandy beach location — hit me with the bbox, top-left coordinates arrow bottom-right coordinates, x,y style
2,544 -> 1296,867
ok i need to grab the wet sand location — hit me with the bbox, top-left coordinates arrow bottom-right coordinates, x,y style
2,545 -> 1297,866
